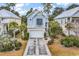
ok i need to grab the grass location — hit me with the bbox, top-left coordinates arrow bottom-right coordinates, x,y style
48,35 -> 79,56
0,32 -> 28,56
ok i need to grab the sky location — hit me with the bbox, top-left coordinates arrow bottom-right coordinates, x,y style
0,3 -> 78,16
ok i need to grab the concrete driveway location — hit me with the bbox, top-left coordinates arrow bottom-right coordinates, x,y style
23,38 -> 51,56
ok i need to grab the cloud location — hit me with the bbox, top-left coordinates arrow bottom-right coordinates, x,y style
15,3 -> 24,8
38,7 -> 43,10
14,3 -> 30,16
33,6 -> 43,11
19,9 -> 29,15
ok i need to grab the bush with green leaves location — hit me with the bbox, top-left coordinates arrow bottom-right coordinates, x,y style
61,35 -> 79,47
49,20 -> 63,37
14,40 -> 22,50
0,36 -> 22,52
22,32 -> 29,40
74,39 -> 79,47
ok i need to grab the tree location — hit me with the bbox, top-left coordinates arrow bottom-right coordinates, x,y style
0,6 -> 10,11
19,22 -> 27,37
66,4 -> 79,10
21,15 -> 27,24
0,3 -> 19,16
65,23 -> 74,36
48,15 -> 54,21
5,3 -> 19,16
8,22 -> 18,38
52,7 -> 64,18
6,3 -> 16,10
26,8 -> 33,16
8,22 -> 18,30
49,20 -> 62,37
41,3 -> 52,16
11,10 -> 19,16
22,8 -> 33,24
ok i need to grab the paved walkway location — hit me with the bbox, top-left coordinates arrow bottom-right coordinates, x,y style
23,38 -> 51,56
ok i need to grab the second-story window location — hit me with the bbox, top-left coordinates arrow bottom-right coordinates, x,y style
36,18 -> 43,26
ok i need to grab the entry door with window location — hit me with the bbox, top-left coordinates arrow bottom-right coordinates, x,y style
36,18 -> 43,26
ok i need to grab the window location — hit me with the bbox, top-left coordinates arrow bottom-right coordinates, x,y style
67,17 -> 70,22
36,18 -> 43,26
72,19 -> 74,22
45,22 -> 47,27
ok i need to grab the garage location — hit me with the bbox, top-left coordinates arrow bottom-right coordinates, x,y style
29,30 -> 44,38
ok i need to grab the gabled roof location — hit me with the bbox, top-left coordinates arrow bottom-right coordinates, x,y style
26,9 -> 37,18
55,7 -> 79,19
0,9 -> 20,19
27,9 -> 48,19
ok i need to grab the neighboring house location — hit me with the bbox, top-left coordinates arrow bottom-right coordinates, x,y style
0,9 -> 21,35
27,10 -> 48,38
55,7 -> 79,36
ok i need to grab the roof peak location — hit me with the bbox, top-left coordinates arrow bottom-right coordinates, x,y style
55,7 -> 79,19
0,9 -> 20,19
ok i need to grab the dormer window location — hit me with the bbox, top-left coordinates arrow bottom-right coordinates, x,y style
36,18 -> 43,26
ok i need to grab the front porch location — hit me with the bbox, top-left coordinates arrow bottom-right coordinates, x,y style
61,17 -> 79,36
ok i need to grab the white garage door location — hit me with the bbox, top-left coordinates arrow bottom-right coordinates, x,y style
29,31 -> 44,38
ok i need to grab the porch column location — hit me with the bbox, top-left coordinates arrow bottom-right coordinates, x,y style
3,24 -> 7,34
65,18 -> 67,24
70,17 -> 72,22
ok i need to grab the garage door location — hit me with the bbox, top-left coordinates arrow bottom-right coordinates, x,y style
29,31 -> 44,38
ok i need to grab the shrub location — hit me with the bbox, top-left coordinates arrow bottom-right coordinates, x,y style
48,20 -> 63,38
8,30 -> 14,37
61,36 -> 79,47
0,37 -> 22,52
61,33 -> 66,36
3,42 -> 14,51
14,40 -> 22,50
61,39 -> 74,47
15,30 -> 20,36
47,39 -> 54,45
22,32 -> 29,40
74,39 -> 79,47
